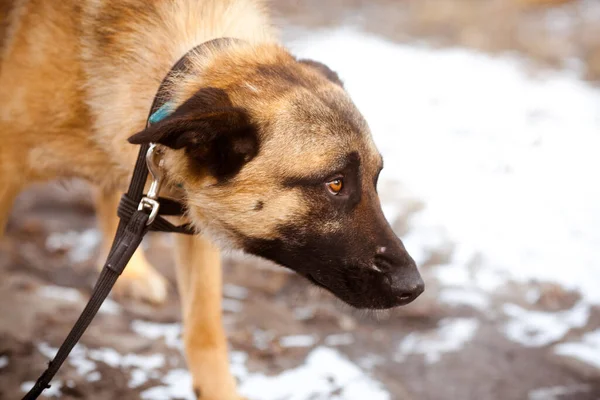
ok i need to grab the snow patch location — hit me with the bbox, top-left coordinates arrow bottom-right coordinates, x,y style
37,285 -> 121,315
279,335 -> 317,348
46,229 -> 101,263
131,320 -> 183,350
325,333 -> 355,346
38,285 -> 82,302
554,329 -> 600,369
290,28 -> 600,304
223,283 -> 249,300
502,302 -> 590,347
86,371 -> 101,382
222,298 -> 244,313
21,381 -> 62,398
140,347 -> 389,400
34,341 -> 165,390
528,384 -> 591,400
396,318 -> 479,364
294,307 -> 316,321
99,298 -> 122,315
238,347 -> 390,400
87,347 -> 165,371
141,369 -> 194,400
38,342 -> 98,378
438,288 -> 490,311
357,354 -> 386,370
129,368 -> 150,389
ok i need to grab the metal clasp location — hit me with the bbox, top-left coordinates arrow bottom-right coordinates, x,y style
138,143 -> 163,225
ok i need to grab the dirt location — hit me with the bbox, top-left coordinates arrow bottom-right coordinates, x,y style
2,2 -> 600,399
1,182 -> 599,400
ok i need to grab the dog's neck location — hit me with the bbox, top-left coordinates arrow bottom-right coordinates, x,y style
82,0 -> 277,190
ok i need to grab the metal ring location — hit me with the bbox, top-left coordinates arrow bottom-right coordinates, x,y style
138,197 -> 160,225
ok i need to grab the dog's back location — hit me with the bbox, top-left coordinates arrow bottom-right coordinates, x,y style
0,1 -> 13,61
0,0 -> 274,187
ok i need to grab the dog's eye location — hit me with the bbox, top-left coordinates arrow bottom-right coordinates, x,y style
326,178 -> 343,195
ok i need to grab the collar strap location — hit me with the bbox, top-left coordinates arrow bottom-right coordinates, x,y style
121,38 -> 241,236
146,37 -> 242,127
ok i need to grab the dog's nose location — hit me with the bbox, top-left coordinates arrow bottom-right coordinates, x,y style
393,277 -> 424,304
388,266 -> 424,305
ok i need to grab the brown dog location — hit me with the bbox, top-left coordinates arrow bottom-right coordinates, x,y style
0,0 -> 423,398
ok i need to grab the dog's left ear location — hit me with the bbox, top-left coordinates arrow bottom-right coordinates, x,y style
128,87 -> 258,180
299,59 -> 344,87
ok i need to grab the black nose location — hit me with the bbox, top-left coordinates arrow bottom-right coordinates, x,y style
380,255 -> 424,305
392,276 -> 424,305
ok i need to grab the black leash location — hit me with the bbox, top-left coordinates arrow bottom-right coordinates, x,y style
21,42 -> 209,399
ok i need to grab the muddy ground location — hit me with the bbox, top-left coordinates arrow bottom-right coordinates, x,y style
1,185 -> 599,399
2,1 -> 600,399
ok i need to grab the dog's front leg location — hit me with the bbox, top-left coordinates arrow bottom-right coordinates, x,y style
174,234 -> 242,400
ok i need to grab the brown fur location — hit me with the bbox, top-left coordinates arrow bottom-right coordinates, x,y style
1,1 -> 422,398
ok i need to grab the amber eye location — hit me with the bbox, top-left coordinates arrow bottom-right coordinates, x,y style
327,178 -> 343,194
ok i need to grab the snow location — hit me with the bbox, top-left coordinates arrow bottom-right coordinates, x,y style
252,329 -> 275,350
279,334 -> 317,348
325,333 -> 355,346
137,344 -> 389,400
438,288 -> 491,311
131,320 -> 183,350
86,371 -> 101,382
357,354 -> 386,370
554,329 -> 600,369
38,285 -> 82,302
237,347 -> 390,400
222,298 -> 244,313
396,318 -> 479,364
289,28 -> 600,366
528,384 -> 591,400
37,285 -> 121,315
223,283 -> 249,300
141,369 -> 194,400
130,319 -> 390,399
98,298 -> 122,315
87,348 -> 166,371
502,302 -> 590,347
37,342 -> 97,378
31,341 -> 166,393
45,229 -> 101,263
289,28 -> 600,304
294,306 -> 316,321
21,381 -> 62,398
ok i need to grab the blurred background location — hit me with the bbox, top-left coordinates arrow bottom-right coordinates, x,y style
1,0 -> 599,399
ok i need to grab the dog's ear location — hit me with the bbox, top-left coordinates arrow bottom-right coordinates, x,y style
299,59 -> 344,87
128,87 -> 258,180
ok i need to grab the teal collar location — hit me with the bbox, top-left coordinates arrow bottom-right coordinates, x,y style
148,101 -> 174,125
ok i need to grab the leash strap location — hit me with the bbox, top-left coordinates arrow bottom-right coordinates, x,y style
20,40 -> 221,399
22,211 -> 150,400
117,195 -> 194,234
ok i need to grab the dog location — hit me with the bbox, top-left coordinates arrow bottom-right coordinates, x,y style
0,0 -> 424,398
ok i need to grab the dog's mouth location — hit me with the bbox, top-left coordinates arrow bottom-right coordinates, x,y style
301,266 -> 423,310
302,269 -> 382,308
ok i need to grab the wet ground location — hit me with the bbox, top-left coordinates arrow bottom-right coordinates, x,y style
1,182 -> 598,400
2,1 -> 600,399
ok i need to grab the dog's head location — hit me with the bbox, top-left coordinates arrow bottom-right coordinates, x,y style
129,42 -> 423,309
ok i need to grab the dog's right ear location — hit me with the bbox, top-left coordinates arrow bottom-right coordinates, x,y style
128,87 -> 259,179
